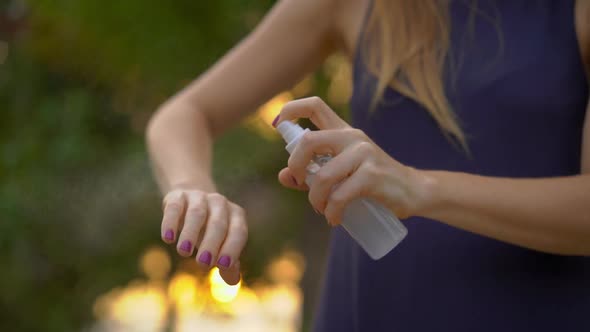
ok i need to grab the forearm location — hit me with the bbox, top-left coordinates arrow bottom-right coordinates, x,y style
146,99 -> 217,194
419,171 -> 590,255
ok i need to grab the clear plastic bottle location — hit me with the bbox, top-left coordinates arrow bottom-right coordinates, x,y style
276,121 -> 408,259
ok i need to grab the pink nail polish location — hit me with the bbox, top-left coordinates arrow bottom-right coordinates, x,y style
198,251 -> 212,265
272,114 -> 280,127
164,229 -> 174,241
180,240 -> 192,253
217,255 -> 231,268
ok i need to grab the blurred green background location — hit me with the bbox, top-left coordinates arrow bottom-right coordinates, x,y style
1,0 -> 353,331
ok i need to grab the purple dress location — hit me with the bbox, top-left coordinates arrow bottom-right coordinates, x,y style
313,1 -> 590,331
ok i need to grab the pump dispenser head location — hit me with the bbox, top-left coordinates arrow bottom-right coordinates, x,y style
276,121 -> 310,154
275,120 -> 407,259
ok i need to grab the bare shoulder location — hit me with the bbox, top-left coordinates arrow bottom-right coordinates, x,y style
331,0 -> 372,58
268,0 -> 371,59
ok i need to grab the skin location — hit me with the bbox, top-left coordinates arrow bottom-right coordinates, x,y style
146,0 -> 590,285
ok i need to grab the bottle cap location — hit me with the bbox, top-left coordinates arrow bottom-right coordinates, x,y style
276,121 -> 309,154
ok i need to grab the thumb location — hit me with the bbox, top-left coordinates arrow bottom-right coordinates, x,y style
219,260 -> 241,285
278,167 -> 309,191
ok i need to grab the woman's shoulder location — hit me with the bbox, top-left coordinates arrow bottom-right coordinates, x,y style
274,0 -> 371,58
331,0 -> 372,57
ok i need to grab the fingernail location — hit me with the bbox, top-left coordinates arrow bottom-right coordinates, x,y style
291,176 -> 299,186
272,114 -> 280,127
217,255 -> 231,268
198,251 -> 212,265
180,240 -> 192,253
164,229 -> 174,241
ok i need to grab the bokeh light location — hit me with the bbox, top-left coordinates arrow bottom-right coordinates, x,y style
209,267 -> 241,303
246,92 -> 294,140
140,246 -> 172,281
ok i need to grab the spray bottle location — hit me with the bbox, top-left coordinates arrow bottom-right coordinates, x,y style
277,121 -> 407,259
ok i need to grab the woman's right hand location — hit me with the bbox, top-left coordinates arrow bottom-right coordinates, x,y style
161,188 -> 247,285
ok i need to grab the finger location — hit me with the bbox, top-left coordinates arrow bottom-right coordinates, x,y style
161,190 -> 186,244
278,167 -> 309,191
176,192 -> 208,257
216,204 -> 248,271
324,166 -> 372,226
219,260 -> 241,286
288,129 -> 366,185
195,193 -> 229,268
276,96 -> 350,130
308,143 -> 369,214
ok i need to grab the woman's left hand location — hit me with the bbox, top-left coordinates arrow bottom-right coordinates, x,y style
275,97 -> 432,225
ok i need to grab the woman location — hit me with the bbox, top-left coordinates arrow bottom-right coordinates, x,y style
146,0 -> 590,330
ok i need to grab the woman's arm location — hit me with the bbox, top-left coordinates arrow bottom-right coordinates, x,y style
419,98 -> 590,255
146,0 -> 341,284
276,97 -> 590,256
147,0 -> 339,192
422,173 -> 590,256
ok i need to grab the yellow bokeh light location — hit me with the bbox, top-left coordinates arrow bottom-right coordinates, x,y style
246,92 -> 294,140
91,250 -> 305,331
267,251 -> 305,284
106,284 -> 168,331
140,246 -> 171,281
168,273 -> 198,307
258,92 -> 293,126
260,285 -> 302,322
209,267 -> 241,303
228,287 -> 259,315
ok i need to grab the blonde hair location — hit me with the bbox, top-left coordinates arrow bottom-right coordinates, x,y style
362,0 -> 467,149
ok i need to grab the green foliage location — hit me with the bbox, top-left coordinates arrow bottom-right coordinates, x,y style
0,0 -> 340,330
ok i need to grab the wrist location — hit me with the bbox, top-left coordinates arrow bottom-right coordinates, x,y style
409,169 -> 445,218
168,177 -> 217,194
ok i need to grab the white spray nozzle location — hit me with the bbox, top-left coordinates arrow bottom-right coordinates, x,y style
276,121 -> 309,154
